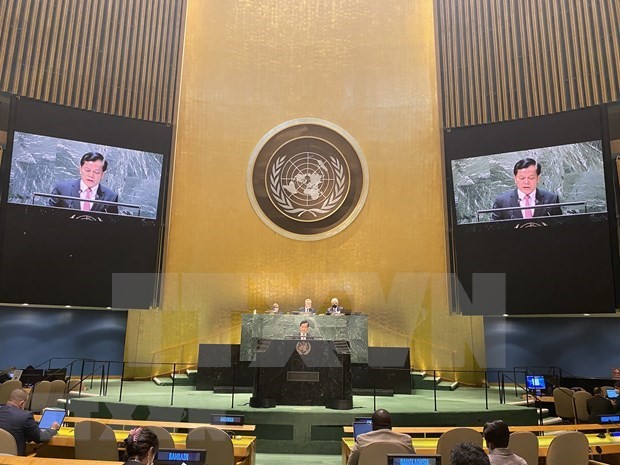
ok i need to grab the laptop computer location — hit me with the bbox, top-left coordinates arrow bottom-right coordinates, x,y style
387,454 -> 441,465
352,421 -> 373,439
154,449 -> 206,465
39,408 -> 66,429
606,388 -> 618,399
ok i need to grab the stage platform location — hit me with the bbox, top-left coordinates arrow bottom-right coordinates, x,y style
70,381 -> 538,454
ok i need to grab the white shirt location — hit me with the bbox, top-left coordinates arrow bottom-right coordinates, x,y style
518,189 -> 535,218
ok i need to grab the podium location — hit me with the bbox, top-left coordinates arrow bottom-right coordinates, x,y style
249,339 -> 352,410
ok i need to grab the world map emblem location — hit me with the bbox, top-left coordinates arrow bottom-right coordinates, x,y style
248,119 -> 368,240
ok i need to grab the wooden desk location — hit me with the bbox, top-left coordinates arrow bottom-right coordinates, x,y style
341,434 -> 620,465
0,458 -> 121,465
35,429 -> 256,465
34,415 -> 255,432
343,423 -> 619,436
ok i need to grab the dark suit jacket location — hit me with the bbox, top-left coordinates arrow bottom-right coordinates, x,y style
587,395 -> 614,422
0,404 -> 56,455
491,188 -> 562,221
326,305 -> 344,315
49,179 -> 119,214
298,307 -> 316,314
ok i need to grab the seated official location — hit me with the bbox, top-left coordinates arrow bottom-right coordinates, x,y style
326,297 -> 344,315
347,409 -> 414,465
298,298 -> 316,314
269,302 -> 280,313
613,382 -> 620,413
483,420 -> 527,465
0,389 -> 59,455
123,427 -> 159,465
587,386 -> 613,422
451,443 -> 491,465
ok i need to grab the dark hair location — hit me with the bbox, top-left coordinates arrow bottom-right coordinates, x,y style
451,443 -> 490,465
300,320 -> 309,327
371,408 -> 392,430
483,420 -> 510,448
593,386 -> 603,396
513,158 -> 540,176
80,152 -> 108,172
123,427 -> 159,462
615,381 -> 620,389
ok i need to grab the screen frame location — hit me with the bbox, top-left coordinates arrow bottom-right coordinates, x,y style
442,105 -> 620,315
0,95 -> 173,309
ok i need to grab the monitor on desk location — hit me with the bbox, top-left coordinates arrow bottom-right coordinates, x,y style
525,375 -> 546,391
599,414 -> 620,424
353,421 -> 373,439
155,449 -> 206,465
388,454 -> 441,465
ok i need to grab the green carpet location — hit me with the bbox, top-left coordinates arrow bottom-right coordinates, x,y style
70,381 -> 538,454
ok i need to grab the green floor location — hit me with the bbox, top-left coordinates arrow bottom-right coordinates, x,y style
70,381 -> 537,454
256,453 -> 340,465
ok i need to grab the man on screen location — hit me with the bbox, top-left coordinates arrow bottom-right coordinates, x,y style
49,152 -> 118,213
491,158 -> 562,221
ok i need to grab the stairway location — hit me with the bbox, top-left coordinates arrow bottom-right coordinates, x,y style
411,371 -> 459,391
153,369 -> 197,387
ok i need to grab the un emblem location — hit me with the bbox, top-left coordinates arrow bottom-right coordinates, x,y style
247,119 -> 368,240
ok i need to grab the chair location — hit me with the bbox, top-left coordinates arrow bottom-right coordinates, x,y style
74,420 -> 119,461
546,431 -> 589,465
358,441 -> 413,465
186,426 -> 234,465
508,431 -> 538,465
0,429 -> 17,456
436,427 -> 482,465
47,379 -> 68,409
573,390 -> 592,423
0,380 -> 22,404
147,425 -> 176,449
553,387 -> 576,423
28,380 -> 51,413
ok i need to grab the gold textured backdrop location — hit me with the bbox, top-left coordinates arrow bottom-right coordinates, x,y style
124,0 -> 486,381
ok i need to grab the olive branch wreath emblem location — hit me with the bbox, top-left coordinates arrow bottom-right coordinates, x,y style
269,155 -> 346,218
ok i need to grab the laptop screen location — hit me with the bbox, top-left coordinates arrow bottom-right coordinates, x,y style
154,449 -> 206,465
607,389 -> 618,399
388,454 -> 441,465
353,421 -> 373,439
39,408 -> 66,429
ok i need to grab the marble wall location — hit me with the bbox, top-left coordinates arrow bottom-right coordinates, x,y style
240,314 -> 368,363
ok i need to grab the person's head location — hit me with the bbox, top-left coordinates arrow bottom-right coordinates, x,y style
6,389 -> 28,409
304,298 -> 312,308
299,320 -> 309,334
451,443 -> 491,465
272,303 -> 279,312
124,427 -> 159,464
483,420 -> 510,450
614,381 -> 620,394
79,152 -> 108,189
371,408 -> 392,431
331,298 -> 339,307
513,158 -> 541,195
593,386 -> 604,397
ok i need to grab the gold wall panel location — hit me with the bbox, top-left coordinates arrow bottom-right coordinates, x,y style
0,0 -> 185,123
436,0 -> 620,128
125,0 -> 486,381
